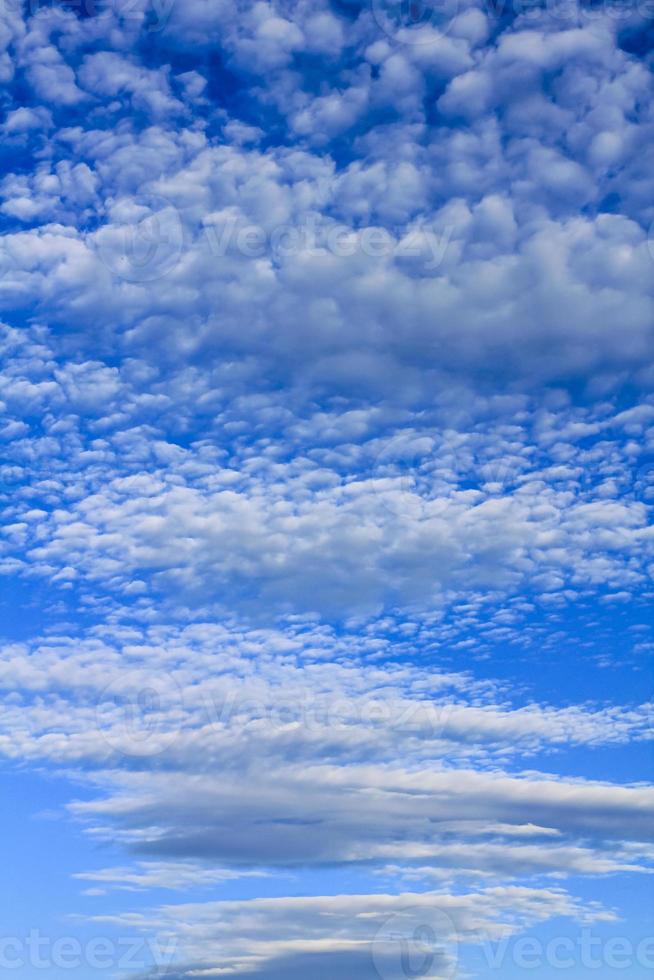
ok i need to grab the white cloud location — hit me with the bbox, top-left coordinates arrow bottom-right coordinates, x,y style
0,3 -> 651,977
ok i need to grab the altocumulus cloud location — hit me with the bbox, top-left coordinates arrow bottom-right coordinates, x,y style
0,0 -> 652,976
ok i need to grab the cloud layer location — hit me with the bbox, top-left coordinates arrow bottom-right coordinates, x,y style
0,0 -> 652,976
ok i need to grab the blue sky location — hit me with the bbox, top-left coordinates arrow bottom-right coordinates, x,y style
0,0 -> 653,978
